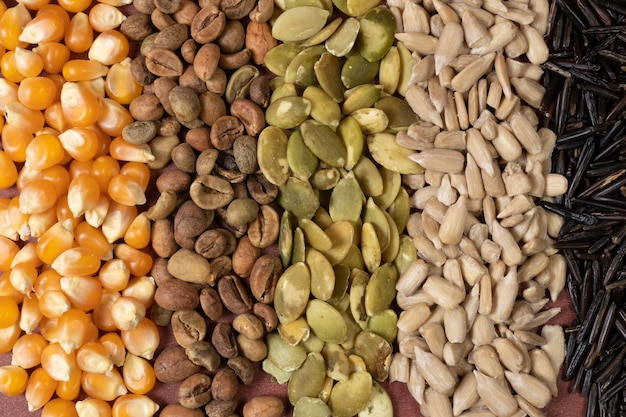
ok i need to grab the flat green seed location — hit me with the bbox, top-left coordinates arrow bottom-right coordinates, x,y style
288,352 -> 327,405
266,96 -> 312,129
302,333 -> 325,353
387,187 -> 410,233
285,45 -> 326,86
328,371 -> 373,417
331,0 -> 350,15
367,309 -> 398,345
394,235 -> 417,276
257,126 -> 290,186
337,115 -> 364,170
272,7 -> 330,42
271,82 -> 299,101
358,382 -> 393,417
329,172 -> 363,223
367,132 -> 423,174
321,221 -> 355,265
312,206 -> 334,230
357,6 -> 397,62
325,17 -> 360,57
301,17 -> 343,47
310,167 -> 341,190
353,156 -> 384,197
350,108 -> 389,134
381,211 -> 400,263
342,84 -> 382,115
306,247 -> 335,301
292,227 -> 306,264
300,219 -> 332,252
306,299 -> 347,344
262,358 -> 292,384
341,244 -> 365,271
346,0 -> 379,16
373,168 -> 401,210
278,317 -> 311,345
294,397 -> 332,417
314,52 -> 345,103
341,53 -> 379,89
354,331 -> 392,381
300,120 -> 347,167
274,262 -> 311,324
284,0 -> 327,9
396,41 -> 413,97
379,46 -> 400,95
302,86 -> 342,129
349,269 -> 370,329
375,96 -> 418,132
327,264 -> 351,308
322,343 -> 351,381
364,263 -> 398,317
266,332 -> 307,372
363,197 -> 390,251
265,43 -> 303,77
287,130 -> 319,181
279,211 -> 294,268
361,221 -> 381,273
340,308 -> 362,351
278,177 -> 320,220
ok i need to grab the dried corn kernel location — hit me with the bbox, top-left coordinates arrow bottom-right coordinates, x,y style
123,212 -> 151,249
59,127 -> 101,161
25,367 -> 57,411
0,295 -> 20,328
24,133 -> 66,170
88,30 -> 129,66
0,150 -> 17,189
60,275 -> 104,311
63,59 -> 109,82
32,42 -> 70,74
89,3 -> 125,32
41,342 -> 77,382
55,365 -> 82,401
12,333 -> 48,369
65,12 -> 93,53
97,97 -> 133,137
0,365 -> 29,396
81,368 -> 127,401
67,174 -> 101,218
9,261 -> 37,294
17,76 -> 57,110
0,4 -> 31,50
98,331 -> 126,367
57,308 -> 91,353
51,246 -> 101,277
19,295 -> 42,334
41,398 -> 79,417
14,48 -> 44,78
122,354 -> 155,395
76,341 -> 114,374
121,318 -> 159,360
112,394 -> 159,417
105,58 -> 141,105
76,398 -> 112,417
0,322 -> 21,353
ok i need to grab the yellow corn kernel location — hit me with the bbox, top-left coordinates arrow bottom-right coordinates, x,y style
11,242 -> 42,269
76,398 -> 112,417
39,316 -> 60,343
41,398 -> 79,417
28,205 -> 57,238
123,213 -> 151,250
2,124 -> 33,163
89,126 -> 111,158
60,275 -> 104,312
99,258 -> 130,291
59,127 -> 101,161
0,295 -> 19,328
115,244 -> 153,277
91,155 -> 121,191
112,394 -> 159,417
0,273 -> 22,304
61,82 -> 102,128
85,319 -> 100,344
0,365 -> 29,397
88,30 -> 129,66
67,174 -> 101,218
110,295 -> 146,331
57,308 -> 91,353
93,289 -> 120,332
109,137 -> 155,163
1,50 -> 26,82
0,150 -> 17,189
36,219 -> 74,265
63,59 -> 109,82
122,354 -> 156,395
121,276 -> 155,310
75,221 -> 113,260
108,174 -> 147,206
44,101 -> 72,132
9,261 -> 38,294
89,3 -> 125,32
17,0 -> 51,9
19,294 -> 43,334
0,236 -> 19,272
33,269 -> 62,297
69,159 -> 94,179
97,0 -> 132,5
98,331 -> 126,367
25,133 -> 66,170
0,321 -> 20,353
120,161 -> 150,191
0,202 -> 19,241
32,42 -> 70,74
81,368 -> 127,401
18,178 -> 57,215
18,76 -> 56,112
57,0 -> 91,13
12,333 -> 48,369
105,58 -> 142,105
38,164 -> 71,197
14,47 -> 44,78
51,246 -> 101,277
85,193 -> 110,229
41,342 -> 77,382
77,341 -> 114,374
39,289 -> 72,318
0,78 -> 18,111
25,367 -> 57,411
102,201 -> 137,243
18,9 -> 65,45
5,100 -> 45,133
8,196 -> 29,240
65,12 -> 93,53
121,317 -> 159,360
0,4 -> 31,50
55,365 -> 82,400
97,97 -> 134,137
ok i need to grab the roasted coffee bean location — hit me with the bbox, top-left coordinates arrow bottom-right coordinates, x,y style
211,368 -> 239,401
217,275 -> 254,314
191,5 -> 226,44
154,278 -> 199,311
204,399 -> 238,417
211,322 -> 238,359
154,345 -> 202,383
199,287 -> 224,321
186,340 -> 222,372
247,205 -> 280,248
178,373 -> 213,409
246,174 -> 278,205
195,228 -> 237,259
227,356 -> 255,384
253,302 -> 278,332
171,310 -> 208,348
248,254 -> 282,304
210,116 -> 245,150
232,235 -> 261,278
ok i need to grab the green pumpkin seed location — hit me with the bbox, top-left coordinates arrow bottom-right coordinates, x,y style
394,235 -> 418,275
327,264 -> 351,307
257,126 -> 290,186
279,211 -> 294,268
302,333 -> 325,353
285,45 -> 326,86
284,0 -> 328,9
325,17 -> 360,57
312,206 -> 334,229
331,0 -> 350,15
341,244 -> 365,270
367,309 -> 398,345
278,177 -> 320,220
354,331 -> 392,381
292,227 -> 306,264
272,7 -> 330,42
379,46 -> 400,95
341,53 -> 379,89
381,211 -> 400,263
266,96 -> 312,129
322,343 -> 351,381
314,52 -> 345,103
353,156 -> 384,197
288,352 -> 327,405
346,0 -> 379,16
264,44 -> 303,77
362,197 -> 390,251
367,132 -> 424,174
372,168 -> 401,210
357,6 -> 396,62
287,130 -> 319,181
278,317 -> 311,345
396,41 -> 413,97
266,332 -> 307,372
329,172 -> 363,223
342,84 -> 383,115
387,187 -> 410,233
340,308 -> 362,351
375,96 -> 418,132
349,268 -> 370,329
294,397 -> 332,417
306,299 -> 347,344
350,108 -> 389,134
274,262 -> 311,324
361,221 -> 381,273
337,115 -> 364,170
302,86 -> 342,129
300,219 -> 332,252
321,221 -> 354,265
306,247 -> 335,300
262,358 -> 292,384
310,167 -> 341,190
270,82 -> 299,101
358,382 -> 393,417
300,120 -> 347,167
364,263 -> 398,317
301,17 -> 343,47
328,371 -> 373,417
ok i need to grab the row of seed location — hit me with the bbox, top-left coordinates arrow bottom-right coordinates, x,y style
0,0 -> 161,416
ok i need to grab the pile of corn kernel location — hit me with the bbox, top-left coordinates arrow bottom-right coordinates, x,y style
0,0 -> 161,416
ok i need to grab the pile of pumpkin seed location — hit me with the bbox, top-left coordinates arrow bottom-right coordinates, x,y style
257,1 -> 423,416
